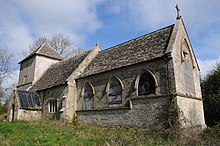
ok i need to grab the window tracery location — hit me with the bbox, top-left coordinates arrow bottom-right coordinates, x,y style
138,71 -> 156,95
108,77 -> 123,104
83,82 -> 94,110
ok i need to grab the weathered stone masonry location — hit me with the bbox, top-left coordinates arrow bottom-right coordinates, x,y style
8,17 -> 206,130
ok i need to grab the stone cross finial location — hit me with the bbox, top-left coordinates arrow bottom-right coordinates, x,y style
96,41 -> 101,49
175,4 -> 181,19
96,41 -> 100,47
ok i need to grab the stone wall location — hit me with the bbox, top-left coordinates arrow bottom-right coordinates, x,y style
77,96 -> 169,128
18,109 -> 41,121
17,54 -> 60,91
8,95 -> 19,121
169,19 -> 202,98
8,91 -> 42,121
75,59 -> 170,128
166,18 -> 206,129
34,55 -> 60,84
38,85 -> 68,120
76,59 -> 168,110
177,96 -> 206,129
66,46 -> 101,120
18,56 -> 36,90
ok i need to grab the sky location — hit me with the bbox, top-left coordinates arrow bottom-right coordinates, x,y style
1,0 -> 220,89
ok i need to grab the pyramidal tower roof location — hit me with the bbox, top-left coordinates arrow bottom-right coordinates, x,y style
19,43 -> 63,63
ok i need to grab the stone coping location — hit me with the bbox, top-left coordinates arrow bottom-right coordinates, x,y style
76,107 -> 131,113
129,94 -> 168,101
176,93 -> 203,101
76,95 -> 168,113
19,107 -> 42,111
17,81 -> 32,87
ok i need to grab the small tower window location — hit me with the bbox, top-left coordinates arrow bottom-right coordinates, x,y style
83,82 -> 94,110
108,77 -> 123,104
138,72 -> 156,95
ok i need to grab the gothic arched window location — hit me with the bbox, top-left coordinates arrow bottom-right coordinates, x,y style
83,82 -> 94,110
138,71 -> 156,95
108,77 -> 123,104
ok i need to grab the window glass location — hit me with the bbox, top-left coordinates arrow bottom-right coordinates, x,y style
83,83 -> 93,110
138,72 -> 155,95
48,100 -> 57,113
109,77 -> 122,104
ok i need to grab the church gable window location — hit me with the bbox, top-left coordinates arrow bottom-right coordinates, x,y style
138,71 -> 156,96
83,82 -> 94,110
108,77 -> 123,104
181,39 -> 195,96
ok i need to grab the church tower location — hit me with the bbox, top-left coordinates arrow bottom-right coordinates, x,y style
17,43 -> 63,90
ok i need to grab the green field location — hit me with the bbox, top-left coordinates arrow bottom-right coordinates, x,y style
0,121 -> 219,146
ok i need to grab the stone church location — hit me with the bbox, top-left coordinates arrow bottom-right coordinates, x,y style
8,16 -> 206,130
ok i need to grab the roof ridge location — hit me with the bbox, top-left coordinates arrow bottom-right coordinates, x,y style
19,42 -> 63,63
36,43 -> 60,56
30,50 -> 92,91
102,24 -> 175,52
79,24 -> 175,78
36,43 -> 63,59
51,49 -> 92,67
36,42 -> 50,53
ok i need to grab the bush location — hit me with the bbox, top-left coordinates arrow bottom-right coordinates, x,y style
0,104 -> 7,115
201,62 -> 220,126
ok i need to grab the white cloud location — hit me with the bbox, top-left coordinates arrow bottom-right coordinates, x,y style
2,70 -> 19,89
1,0 -> 220,82
127,0 -> 175,29
18,0 -> 102,35
198,56 -> 220,78
0,0 -> 103,66
103,0 -> 220,78
194,33 -> 220,59
122,0 -> 220,34
0,2 -> 33,62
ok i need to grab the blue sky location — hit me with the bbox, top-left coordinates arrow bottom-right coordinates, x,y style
1,0 -> 220,88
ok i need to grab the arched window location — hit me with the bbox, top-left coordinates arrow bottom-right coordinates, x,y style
83,82 -> 94,110
138,71 -> 156,95
108,77 -> 123,104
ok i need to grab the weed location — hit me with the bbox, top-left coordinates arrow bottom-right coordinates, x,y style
0,121 -> 219,145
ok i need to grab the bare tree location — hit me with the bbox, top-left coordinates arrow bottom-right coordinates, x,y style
0,49 -> 13,101
27,33 -> 83,58
49,33 -> 73,58
29,36 -> 47,53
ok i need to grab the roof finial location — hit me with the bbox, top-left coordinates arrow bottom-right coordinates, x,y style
175,4 -> 181,19
95,41 -> 101,50
96,41 -> 100,47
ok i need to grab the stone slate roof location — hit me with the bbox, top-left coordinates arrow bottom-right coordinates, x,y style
79,24 -> 174,78
31,51 -> 91,91
17,90 -> 41,109
19,43 -> 63,63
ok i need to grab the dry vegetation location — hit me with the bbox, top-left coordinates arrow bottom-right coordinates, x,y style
0,120 -> 219,146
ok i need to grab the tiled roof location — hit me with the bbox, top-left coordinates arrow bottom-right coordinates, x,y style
19,43 -> 63,63
31,51 -> 90,91
79,24 -> 174,78
17,90 -> 41,109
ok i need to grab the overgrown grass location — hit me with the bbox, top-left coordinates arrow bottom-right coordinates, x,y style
0,121 -> 169,146
0,121 -> 219,145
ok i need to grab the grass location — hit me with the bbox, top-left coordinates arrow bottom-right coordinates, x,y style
0,121 -> 219,146
0,121 -> 168,146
